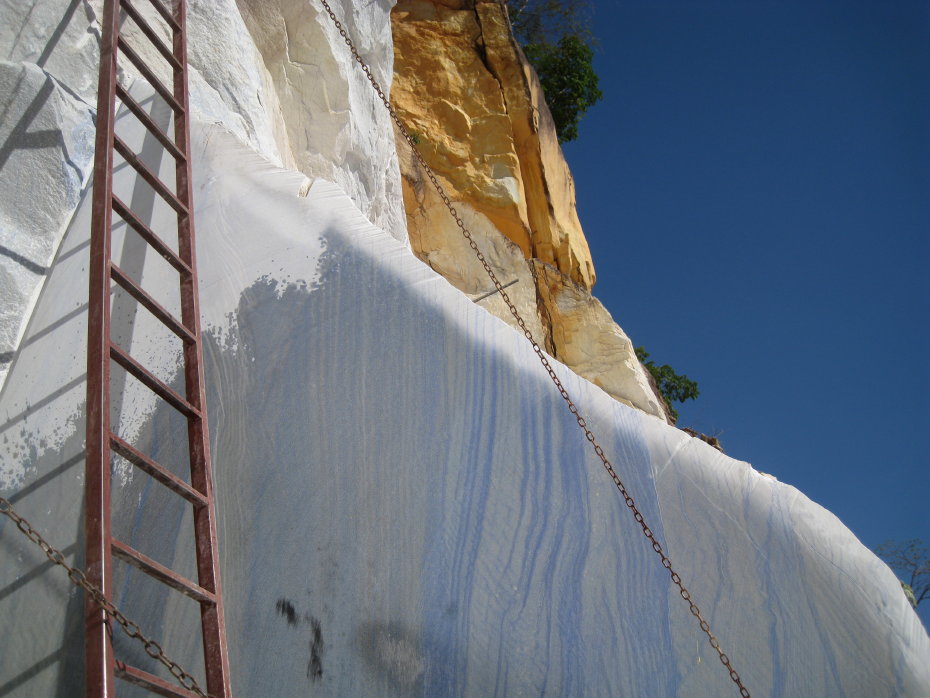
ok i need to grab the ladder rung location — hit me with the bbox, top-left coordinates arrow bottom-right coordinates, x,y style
112,195 -> 191,275
115,83 -> 185,162
145,0 -> 181,34
120,0 -> 182,73
116,36 -> 183,113
110,434 -> 208,507
110,343 -> 201,419
113,135 -> 188,216
111,263 -> 195,344
112,539 -> 217,605
116,662 -> 199,697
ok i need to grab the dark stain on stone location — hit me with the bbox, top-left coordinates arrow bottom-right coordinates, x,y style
357,620 -> 425,692
275,598 -> 324,680
307,616 -> 324,681
275,598 -> 300,627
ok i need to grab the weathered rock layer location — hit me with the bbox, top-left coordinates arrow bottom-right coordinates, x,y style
391,0 -> 668,420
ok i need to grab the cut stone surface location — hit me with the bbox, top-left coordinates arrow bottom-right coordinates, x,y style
1,4 -> 927,695
235,0 -> 407,241
0,60 -> 95,384
0,0 -> 406,390
0,116 -> 926,695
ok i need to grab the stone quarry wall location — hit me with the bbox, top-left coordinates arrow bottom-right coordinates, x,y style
3,113 -> 928,697
390,0 -> 669,420
2,0 -> 668,421
0,0 -> 406,388
2,2 -> 929,695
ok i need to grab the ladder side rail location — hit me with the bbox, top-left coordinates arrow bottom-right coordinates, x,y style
172,1 -> 233,694
85,0 -> 121,694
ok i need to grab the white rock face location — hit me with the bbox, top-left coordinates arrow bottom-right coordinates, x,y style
0,0 -> 103,104
1,2 -> 927,695
0,60 -> 95,384
0,115 -> 927,695
235,0 -> 407,240
0,0 -> 405,388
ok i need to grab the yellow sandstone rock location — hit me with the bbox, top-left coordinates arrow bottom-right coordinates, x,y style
474,1 -> 594,289
392,0 -> 533,256
392,0 -> 593,287
533,262 -> 669,419
391,0 -> 668,421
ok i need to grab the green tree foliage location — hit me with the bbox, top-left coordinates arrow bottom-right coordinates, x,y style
506,0 -> 602,143
874,539 -> 930,609
522,37 -> 602,143
635,347 -> 700,422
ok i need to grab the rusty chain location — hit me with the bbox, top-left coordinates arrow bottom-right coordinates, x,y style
317,1 -> 751,695
0,496 -> 209,697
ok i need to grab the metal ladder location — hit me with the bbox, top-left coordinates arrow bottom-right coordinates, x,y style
85,0 -> 231,695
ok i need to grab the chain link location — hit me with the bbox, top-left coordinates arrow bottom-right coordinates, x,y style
317,2 -> 750,695
0,496 -> 209,697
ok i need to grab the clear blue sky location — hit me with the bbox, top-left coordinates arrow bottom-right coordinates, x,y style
562,0 -> 930,624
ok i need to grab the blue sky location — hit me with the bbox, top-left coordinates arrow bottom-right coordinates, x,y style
562,1 -> 929,624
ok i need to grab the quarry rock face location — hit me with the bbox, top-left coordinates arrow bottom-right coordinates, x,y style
0,0 -> 406,390
0,0 -> 101,385
2,1 -> 929,695
391,0 -> 667,419
0,60 -> 95,383
2,112 -> 928,696
391,0 -> 533,256
233,0 -> 407,241
533,261 -> 669,418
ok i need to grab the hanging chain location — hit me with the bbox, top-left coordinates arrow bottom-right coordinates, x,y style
0,496 -> 209,697
317,2 -> 750,695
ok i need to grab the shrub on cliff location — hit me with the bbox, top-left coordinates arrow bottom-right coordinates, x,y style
635,347 -> 700,422
874,539 -> 930,609
506,0 -> 602,143
522,36 -> 602,143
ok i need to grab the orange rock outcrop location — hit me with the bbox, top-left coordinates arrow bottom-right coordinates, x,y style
391,0 -> 669,421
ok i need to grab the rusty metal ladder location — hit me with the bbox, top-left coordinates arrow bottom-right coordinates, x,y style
85,0 -> 231,695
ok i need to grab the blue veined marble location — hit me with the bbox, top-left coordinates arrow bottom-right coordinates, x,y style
0,115 -> 927,696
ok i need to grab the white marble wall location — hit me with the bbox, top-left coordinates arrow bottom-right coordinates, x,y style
0,0 -> 405,388
0,111 -> 927,694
